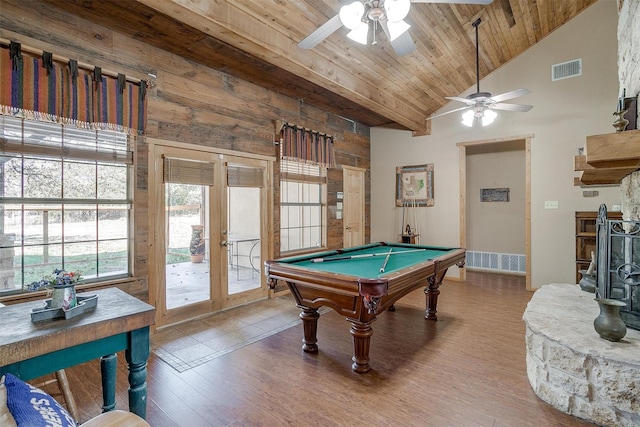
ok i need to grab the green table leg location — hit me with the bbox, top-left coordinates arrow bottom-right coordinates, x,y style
100,353 -> 117,412
126,327 -> 150,419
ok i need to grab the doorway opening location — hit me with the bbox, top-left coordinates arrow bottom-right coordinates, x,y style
458,135 -> 532,290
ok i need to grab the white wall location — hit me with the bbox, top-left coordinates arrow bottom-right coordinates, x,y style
371,0 -> 620,288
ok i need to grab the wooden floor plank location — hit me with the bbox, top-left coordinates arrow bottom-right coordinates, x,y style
63,271 -> 594,426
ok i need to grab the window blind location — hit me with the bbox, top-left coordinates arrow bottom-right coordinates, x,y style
227,165 -> 263,188
163,157 -> 214,186
1,115 -> 132,164
280,158 -> 326,184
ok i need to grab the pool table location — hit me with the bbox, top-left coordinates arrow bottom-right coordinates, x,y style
265,242 -> 465,373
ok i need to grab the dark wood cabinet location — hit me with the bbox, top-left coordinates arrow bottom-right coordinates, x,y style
575,211 -> 622,283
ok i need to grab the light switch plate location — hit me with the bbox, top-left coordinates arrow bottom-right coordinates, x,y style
544,201 -> 559,209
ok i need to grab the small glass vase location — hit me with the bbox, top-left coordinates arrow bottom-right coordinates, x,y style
51,283 -> 78,310
593,298 -> 627,342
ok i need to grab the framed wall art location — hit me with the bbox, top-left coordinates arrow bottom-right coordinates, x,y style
395,164 -> 434,207
480,188 -> 510,202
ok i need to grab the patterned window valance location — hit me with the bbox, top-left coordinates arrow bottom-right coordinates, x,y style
0,41 -> 146,135
280,122 -> 335,168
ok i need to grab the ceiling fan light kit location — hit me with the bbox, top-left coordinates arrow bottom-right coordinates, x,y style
348,23 -> 369,44
339,1 -> 412,46
462,107 -> 497,127
383,0 -> 411,22
339,2 -> 365,29
300,0 -> 495,56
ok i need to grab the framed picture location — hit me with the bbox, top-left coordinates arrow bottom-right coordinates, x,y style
395,164 -> 434,207
480,188 -> 510,202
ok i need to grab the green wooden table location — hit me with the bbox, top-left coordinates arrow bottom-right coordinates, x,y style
0,287 -> 155,419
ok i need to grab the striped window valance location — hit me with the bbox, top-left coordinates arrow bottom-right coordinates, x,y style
280,123 -> 335,168
0,41 -> 146,135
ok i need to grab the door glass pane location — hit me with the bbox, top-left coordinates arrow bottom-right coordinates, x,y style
165,182 -> 210,309
227,186 -> 261,294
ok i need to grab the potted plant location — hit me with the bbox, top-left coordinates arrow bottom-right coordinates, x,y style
28,269 -> 82,310
189,225 -> 206,263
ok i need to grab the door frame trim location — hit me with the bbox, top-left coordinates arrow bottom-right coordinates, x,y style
147,137 -> 276,161
148,140 -> 274,329
457,134 -> 533,290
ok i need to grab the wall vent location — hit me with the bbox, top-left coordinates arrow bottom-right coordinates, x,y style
466,251 -> 526,274
552,59 -> 582,81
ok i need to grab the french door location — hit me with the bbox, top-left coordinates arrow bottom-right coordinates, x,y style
150,144 -> 270,328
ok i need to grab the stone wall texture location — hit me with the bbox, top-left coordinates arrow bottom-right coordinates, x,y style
524,284 -> 640,426
618,0 -> 640,220
618,0 -> 639,122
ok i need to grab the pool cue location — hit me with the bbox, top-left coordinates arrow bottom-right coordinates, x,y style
401,202 -> 405,236
379,249 -> 393,273
311,248 -> 426,263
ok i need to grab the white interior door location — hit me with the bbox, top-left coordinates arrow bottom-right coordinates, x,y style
343,166 -> 365,247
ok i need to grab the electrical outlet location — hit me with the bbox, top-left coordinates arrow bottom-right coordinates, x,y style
544,201 -> 559,209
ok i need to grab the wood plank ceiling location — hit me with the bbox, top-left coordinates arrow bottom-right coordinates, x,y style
43,0 -> 598,134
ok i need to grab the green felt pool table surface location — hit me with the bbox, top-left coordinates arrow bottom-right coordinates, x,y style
281,242 -> 460,278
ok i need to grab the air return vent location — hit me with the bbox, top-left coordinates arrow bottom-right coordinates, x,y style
552,59 -> 582,81
466,251 -> 526,274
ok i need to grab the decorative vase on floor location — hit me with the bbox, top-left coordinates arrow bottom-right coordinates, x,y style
578,270 -> 596,293
189,225 -> 206,263
593,298 -> 627,342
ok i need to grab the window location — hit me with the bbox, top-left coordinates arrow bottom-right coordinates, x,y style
0,115 -> 132,294
280,159 -> 326,253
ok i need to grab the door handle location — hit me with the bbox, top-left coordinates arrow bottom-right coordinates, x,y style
345,226 -> 351,230
221,240 -> 228,247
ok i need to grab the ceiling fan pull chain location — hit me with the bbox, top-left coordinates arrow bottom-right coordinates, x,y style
372,19 -> 378,45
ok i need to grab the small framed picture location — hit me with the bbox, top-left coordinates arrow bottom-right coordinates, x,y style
480,188 -> 510,202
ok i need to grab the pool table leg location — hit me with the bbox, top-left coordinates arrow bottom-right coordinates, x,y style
299,306 -> 319,353
350,321 -> 373,373
425,270 -> 448,320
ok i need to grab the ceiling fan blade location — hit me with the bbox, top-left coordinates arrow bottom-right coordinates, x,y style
298,15 -> 343,49
491,103 -> 533,112
427,105 -> 472,120
390,29 -> 416,56
445,96 -> 473,105
379,20 -> 415,56
411,0 -> 493,4
489,88 -> 531,103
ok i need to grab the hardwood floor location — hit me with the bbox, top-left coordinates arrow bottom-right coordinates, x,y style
62,271 -> 595,426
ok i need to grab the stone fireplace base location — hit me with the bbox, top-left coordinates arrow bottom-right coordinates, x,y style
523,284 -> 639,427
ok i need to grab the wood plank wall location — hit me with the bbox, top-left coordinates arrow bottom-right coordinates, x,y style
0,0 -> 371,302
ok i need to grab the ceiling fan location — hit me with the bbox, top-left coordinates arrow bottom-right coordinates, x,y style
428,18 -> 533,126
299,0 -> 494,56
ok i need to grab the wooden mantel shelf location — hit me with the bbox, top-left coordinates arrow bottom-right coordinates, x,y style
575,129 -> 640,186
